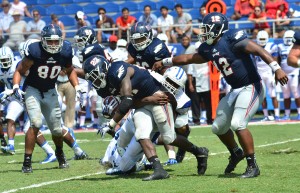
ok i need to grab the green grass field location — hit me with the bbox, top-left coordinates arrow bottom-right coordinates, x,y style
1,123 -> 300,193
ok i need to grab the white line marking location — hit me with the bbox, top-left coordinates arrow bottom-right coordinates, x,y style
1,171 -> 105,193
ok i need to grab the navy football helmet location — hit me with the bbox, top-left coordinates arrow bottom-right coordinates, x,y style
130,22 -> 153,51
41,24 -> 63,54
198,12 -> 228,45
83,55 -> 110,89
74,26 -> 97,51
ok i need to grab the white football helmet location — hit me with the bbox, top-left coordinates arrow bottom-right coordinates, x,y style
283,30 -> 295,46
18,39 -> 40,59
157,33 -> 168,46
162,66 -> 187,95
257,30 -> 269,46
0,46 -> 14,69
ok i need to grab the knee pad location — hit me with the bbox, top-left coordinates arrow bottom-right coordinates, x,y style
211,122 -> 229,135
31,118 -> 43,129
161,134 -> 175,145
175,124 -> 190,137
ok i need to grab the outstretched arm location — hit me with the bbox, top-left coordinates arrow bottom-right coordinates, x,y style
13,58 -> 33,86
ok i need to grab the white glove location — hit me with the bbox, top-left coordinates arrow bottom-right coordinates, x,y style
12,85 -> 25,101
97,122 -> 113,138
0,89 -> 13,104
75,85 -> 87,108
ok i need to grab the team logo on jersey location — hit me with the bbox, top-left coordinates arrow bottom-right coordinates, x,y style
136,55 -> 142,59
154,43 -> 163,54
212,49 -> 219,57
47,57 -> 56,64
117,65 -> 125,78
155,57 -> 161,60
234,31 -> 244,40
84,46 -> 94,55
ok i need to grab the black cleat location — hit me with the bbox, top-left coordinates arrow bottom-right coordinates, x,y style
176,148 -> 186,163
196,147 -> 209,175
55,151 -> 69,169
224,153 -> 244,174
1,137 -> 7,147
74,151 -> 89,160
142,169 -> 169,181
240,165 -> 260,178
22,165 -> 32,173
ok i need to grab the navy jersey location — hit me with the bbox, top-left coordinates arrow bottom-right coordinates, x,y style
24,40 -> 73,92
128,38 -> 171,69
96,61 -> 161,99
293,30 -> 300,45
198,29 -> 261,89
82,43 -> 107,62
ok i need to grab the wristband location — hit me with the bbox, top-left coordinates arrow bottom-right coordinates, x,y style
13,84 -> 19,90
269,61 -> 281,72
109,119 -> 117,128
162,57 -> 173,67
297,59 -> 300,67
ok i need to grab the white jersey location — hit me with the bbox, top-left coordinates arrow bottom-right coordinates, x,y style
255,42 -> 278,75
0,57 -> 24,89
278,43 -> 298,75
105,47 -> 128,62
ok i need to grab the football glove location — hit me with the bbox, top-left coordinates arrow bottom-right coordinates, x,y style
0,89 -> 13,104
75,85 -> 87,108
12,85 -> 25,101
97,122 -> 113,138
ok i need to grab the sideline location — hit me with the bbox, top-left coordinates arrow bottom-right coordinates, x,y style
1,171 -> 105,193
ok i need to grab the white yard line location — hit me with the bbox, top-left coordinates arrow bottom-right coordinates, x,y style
1,171 -> 105,193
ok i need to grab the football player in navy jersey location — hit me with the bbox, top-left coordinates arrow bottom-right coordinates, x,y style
13,25 -> 84,173
126,22 -> 171,71
82,55 -> 209,181
153,12 -> 288,178
287,30 -> 300,67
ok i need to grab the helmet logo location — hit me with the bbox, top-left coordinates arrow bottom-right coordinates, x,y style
85,29 -> 92,36
211,16 -> 221,22
90,57 -> 100,66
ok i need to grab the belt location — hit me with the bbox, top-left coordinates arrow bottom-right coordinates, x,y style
57,80 -> 70,84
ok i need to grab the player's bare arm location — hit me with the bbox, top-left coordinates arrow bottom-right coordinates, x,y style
65,65 -> 79,87
244,40 -> 288,86
287,44 -> 300,67
13,58 -> 33,86
74,68 -> 85,79
125,54 -> 136,64
152,53 -> 207,71
133,92 -> 169,108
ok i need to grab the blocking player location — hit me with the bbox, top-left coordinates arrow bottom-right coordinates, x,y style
153,12 -> 288,178
287,31 -> 300,70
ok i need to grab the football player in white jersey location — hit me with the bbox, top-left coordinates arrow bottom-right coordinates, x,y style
157,33 -> 177,57
255,30 -> 280,121
278,30 -> 300,120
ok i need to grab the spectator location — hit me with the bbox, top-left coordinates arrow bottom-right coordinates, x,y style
275,1 -> 290,38
171,4 -> 192,43
9,0 -> 30,17
95,7 -> 115,43
75,11 -> 91,29
157,6 -> 174,43
193,6 -> 208,35
138,5 -> 158,28
265,0 -> 282,19
249,6 -> 270,38
0,0 -> 13,45
116,7 -> 136,40
231,0 -> 259,20
51,14 -> 66,39
289,8 -> 300,18
26,10 -> 46,40
3,10 -> 26,50
106,35 -> 128,61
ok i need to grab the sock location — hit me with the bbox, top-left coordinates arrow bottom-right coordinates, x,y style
24,153 -> 32,165
41,141 -> 55,155
167,150 -> 176,159
8,138 -> 14,146
263,109 -> 269,117
93,118 -> 99,125
71,142 -> 83,156
201,111 -> 207,119
285,109 -> 291,116
90,113 -> 94,122
297,108 -> 300,115
274,108 -> 280,117
55,146 -> 63,154
245,153 -> 257,167
79,115 -> 86,126
189,145 -> 199,155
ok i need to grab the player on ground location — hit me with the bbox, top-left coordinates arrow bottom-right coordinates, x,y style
13,25 -> 84,173
152,12 -> 288,178
255,30 -> 280,121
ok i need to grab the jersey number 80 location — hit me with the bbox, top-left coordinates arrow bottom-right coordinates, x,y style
37,66 -> 61,79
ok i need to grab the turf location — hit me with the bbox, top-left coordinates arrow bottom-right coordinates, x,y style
1,123 -> 300,193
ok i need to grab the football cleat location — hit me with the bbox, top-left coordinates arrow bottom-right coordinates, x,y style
240,165 -> 260,178
106,167 -> 124,175
200,117 -> 207,124
1,137 -> 7,149
224,151 -> 244,174
55,150 -> 69,169
22,165 -> 33,173
281,115 -> 290,121
142,168 -> 169,181
74,151 -> 89,160
274,116 -> 280,121
196,147 -> 209,175
40,153 -> 57,164
164,158 -> 178,166
1,144 -> 15,155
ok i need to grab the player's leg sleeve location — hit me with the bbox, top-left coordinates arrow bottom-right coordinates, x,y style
211,94 -> 233,135
25,87 -> 43,129
231,82 -> 264,131
42,89 -> 62,136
